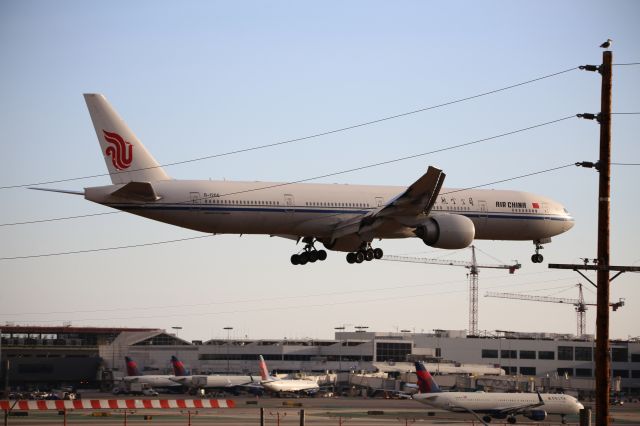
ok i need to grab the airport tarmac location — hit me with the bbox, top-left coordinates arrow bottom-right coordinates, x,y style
3,396 -> 640,425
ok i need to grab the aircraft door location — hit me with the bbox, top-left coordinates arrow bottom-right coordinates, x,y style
190,192 -> 201,210
284,194 -> 295,213
375,197 -> 384,207
477,200 -> 488,229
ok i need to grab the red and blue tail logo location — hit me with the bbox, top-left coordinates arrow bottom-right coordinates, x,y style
171,356 -> 188,376
415,362 -> 441,393
125,356 -> 142,376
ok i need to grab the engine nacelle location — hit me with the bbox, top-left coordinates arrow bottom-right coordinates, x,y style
415,214 -> 475,249
525,410 -> 547,421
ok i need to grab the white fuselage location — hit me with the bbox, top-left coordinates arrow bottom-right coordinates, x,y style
123,375 -> 182,388
413,391 -> 583,416
261,378 -> 319,393
85,179 -> 574,246
174,374 -> 260,388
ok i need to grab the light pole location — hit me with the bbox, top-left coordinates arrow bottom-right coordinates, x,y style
334,327 -> 345,372
171,326 -> 182,338
223,327 -> 233,374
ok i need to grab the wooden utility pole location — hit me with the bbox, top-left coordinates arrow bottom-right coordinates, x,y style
595,50 -> 612,426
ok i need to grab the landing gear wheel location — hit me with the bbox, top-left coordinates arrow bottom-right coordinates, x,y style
299,252 -> 309,265
364,249 -> 374,261
355,251 -> 365,263
346,252 -> 356,264
373,248 -> 383,259
291,254 -> 300,265
507,416 -> 517,424
531,253 -> 544,263
318,250 -> 327,261
308,251 -> 319,263
482,416 -> 492,423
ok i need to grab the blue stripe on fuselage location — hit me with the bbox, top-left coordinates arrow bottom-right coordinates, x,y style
108,204 -> 574,222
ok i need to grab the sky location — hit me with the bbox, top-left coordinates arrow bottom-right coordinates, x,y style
1,1 -> 639,342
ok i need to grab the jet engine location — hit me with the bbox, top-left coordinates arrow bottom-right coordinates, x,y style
524,410 -> 547,421
414,214 -> 475,249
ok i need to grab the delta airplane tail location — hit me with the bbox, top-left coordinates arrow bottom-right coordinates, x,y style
171,355 -> 188,376
125,356 -> 142,376
83,94 -> 170,185
258,355 -> 273,381
415,362 -> 441,393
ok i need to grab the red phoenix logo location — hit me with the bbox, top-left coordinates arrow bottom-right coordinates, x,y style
103,130 -> 133,170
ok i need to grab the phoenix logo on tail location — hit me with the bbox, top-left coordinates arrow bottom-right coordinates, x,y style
103,130 -> 133,170
415,362 -> 441,393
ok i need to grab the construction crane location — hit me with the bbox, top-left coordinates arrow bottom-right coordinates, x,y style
485,283 -> 625,337
382,246 -> 521,336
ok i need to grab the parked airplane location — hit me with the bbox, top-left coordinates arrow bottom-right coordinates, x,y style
34,94 -> 574,264
412,362 -> 583,424
258,355 -> 319,394
121,356 -> 185,389
169,356 -> 262,391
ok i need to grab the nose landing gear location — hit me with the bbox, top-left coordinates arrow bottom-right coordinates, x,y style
531,240 -> 544,263
290,238 -> 327,265
346,243 -> 383,264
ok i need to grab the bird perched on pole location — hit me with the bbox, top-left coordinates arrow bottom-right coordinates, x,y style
600,38 -> 612,49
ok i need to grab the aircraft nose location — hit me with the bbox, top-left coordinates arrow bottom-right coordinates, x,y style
564,217 -> 575,232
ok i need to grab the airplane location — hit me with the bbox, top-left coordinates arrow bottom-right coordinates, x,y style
121,356 -> 185,389
412,361 -> 584,424
258,355 -> 319,395
33,94 -> 574,265
169,356 -> 262,391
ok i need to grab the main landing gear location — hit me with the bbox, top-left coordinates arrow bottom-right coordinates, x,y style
290,238 -> 327,266
345,243 -> 383,264
531,240 -> 544,263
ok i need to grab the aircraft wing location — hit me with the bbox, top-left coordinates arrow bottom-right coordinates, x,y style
331,166 -> 445,241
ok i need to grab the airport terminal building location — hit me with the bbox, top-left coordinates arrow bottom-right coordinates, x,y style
2,326 -> 639,397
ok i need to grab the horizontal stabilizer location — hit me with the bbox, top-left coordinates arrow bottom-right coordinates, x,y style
110,181 -> 161,202
28,187 -> 84,195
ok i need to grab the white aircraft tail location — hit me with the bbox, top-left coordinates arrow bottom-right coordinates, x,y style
84,94 -> 170,184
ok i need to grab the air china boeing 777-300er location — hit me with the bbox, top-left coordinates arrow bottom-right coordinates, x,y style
35,94 -> 574,264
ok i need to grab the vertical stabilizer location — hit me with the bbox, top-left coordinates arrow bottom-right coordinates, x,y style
415,362 -> 441,393
84,94 -> 170,184
258,355 -> 271,381
125,356 -> 142,376
171,356 -> 188,376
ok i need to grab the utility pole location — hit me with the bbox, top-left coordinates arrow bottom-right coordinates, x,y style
595,49 -> 612,426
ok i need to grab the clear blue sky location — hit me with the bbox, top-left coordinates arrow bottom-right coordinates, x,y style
1,0 -> 639,341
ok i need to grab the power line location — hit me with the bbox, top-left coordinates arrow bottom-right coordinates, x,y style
0,163 -> 576,261
440,163 -> 575,195
0,235 -> 213,261
172,116 -> 577,200
1,115 -> 577,227
0,67 -> 579,190
5,275 -> 576,324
